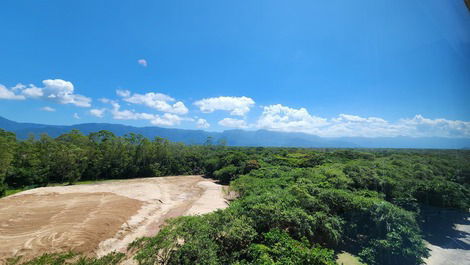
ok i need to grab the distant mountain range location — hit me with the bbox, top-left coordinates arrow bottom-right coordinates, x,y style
1,116 -> 469,149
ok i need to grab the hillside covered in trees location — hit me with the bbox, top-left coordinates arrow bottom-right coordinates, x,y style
1,129 -> 469,265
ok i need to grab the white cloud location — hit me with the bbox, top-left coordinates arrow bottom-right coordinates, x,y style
321,117 -> 395,138
0,79 -> 91,107
218,118 -> 248,128
150,113 -> 183,126
398,115 -> 470,138
138,59 -> 148,67
194,96 -> 255,116
332,114 -> 386,123
106,100 -> 185,126
0,84 -> 25,100
99,98 -> 112,104
314,114 -> 470,138
170,101 -> 189,115
255,105 -> 407,137
196,118 -> 210,129
21,84 -> 43,98
42,79 -> 91,107
257,104 -> 328,134
117,90 -> 188,115
89,108 -> 106,118
116,89 -> 131,97
40,106 -> 56,112
73,113 -> 80,119
255,104 -> 470,138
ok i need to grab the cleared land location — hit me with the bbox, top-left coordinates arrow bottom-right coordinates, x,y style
424,218 -> 470,265
0,175 -> 227,264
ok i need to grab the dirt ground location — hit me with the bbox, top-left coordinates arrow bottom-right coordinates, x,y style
424,219 -> 470,265
0,175 -> 228,264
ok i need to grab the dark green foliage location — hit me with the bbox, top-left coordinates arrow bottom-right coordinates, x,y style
0,129 -> 16,196
248,229 -> 336,265
230,173 -> 429,265
130,209 -> 258,265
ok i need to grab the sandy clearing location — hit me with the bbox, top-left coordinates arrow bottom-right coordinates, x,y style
0,175 -> 228,264
185,181 -> 228,216
0,192 -> 142,263
424,219 -> 470,265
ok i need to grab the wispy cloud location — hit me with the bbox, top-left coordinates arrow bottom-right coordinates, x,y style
89,108 -> 105,118
218,118 -> 248,128
40,106 -> 56,112
137,59 -> 148,67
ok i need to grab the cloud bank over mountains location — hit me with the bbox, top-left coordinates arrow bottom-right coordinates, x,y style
1,79 -> 469,138
256,106 -> 470,138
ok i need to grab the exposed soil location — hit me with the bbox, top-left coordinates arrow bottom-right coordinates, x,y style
423,219 -> 470,265
0,175 -> 227,264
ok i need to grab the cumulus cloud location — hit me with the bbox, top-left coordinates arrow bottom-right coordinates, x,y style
196,118 -> 210,129
0,79 -> 91,107
398,115 -> 470,138
194,96 -> 255,116
255,104 -> 470,138
255,104 -> 405,137
0,84 -> 25,100
317,113 -> 397,137
20,85 -> 43,98
218,118 -> 248,128
40,106 -> 56,112
257,104 -> 328,134
311,114 -> 470,138
117,90 -> 188,115
89,108 -> 106,118
105,100 -> 186,126
138,59 -> 148,67
42,79 -> 91,107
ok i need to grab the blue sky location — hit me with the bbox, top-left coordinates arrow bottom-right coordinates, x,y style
0,0 -> 469,137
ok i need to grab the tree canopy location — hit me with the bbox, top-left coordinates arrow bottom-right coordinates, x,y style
1,129 -> 469,265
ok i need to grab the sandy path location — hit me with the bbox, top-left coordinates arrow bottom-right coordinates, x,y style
0,175 -> 227,264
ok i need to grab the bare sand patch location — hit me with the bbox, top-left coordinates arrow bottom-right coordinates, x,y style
424,219 -> 470,265
185,181 -> 228,216
0,175 -> 228,264
0,192 -> 141,263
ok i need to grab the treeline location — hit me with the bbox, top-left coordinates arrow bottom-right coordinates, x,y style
2,129 -> 470,265
0,129 -> 213,195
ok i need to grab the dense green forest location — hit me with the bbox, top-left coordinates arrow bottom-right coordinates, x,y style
1,128 -> 469,265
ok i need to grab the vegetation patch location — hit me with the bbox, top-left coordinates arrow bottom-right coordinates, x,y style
1,129 -> 469,264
